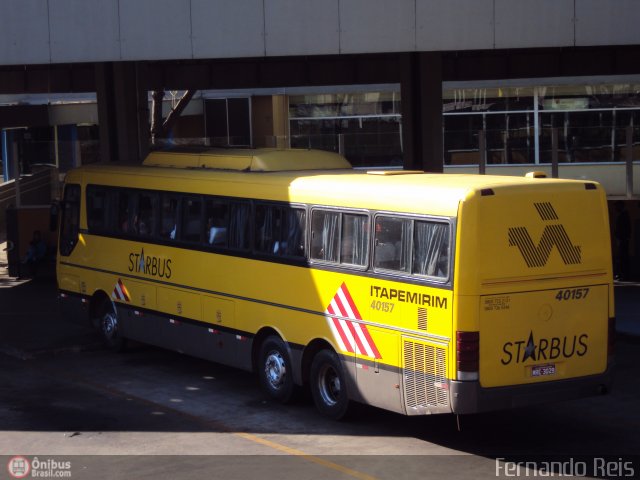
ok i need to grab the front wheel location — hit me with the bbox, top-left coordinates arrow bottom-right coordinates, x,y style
310,349 -> 350,420
96,300 -> 126,352
258,336 -> 294,403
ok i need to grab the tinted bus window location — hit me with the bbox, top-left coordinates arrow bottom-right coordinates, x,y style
116,190 -> 133,235
160,194 -> 179,240
255,204 -> 305,257
311,210 -> 340,262
86,186 -> 108,232
374,216 -> 411,272
205,198 -> 229,247
228,202 -> 250,250
340,213 -> 369,267
135,191 -> 157,238
181,196 -> 203,243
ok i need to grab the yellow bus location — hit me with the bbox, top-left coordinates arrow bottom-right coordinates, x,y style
57,148 -> 614,419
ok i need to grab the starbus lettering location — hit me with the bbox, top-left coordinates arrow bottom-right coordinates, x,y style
370,285 -> 448,309
501,331 -> 588,365
128,248 -> 172,279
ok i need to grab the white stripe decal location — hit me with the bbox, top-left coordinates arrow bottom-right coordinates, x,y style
353,323 -> 375,358
326,315 -> 349,352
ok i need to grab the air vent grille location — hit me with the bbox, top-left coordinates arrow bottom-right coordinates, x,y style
417,308 -> 428,331
403,339 -> 449,412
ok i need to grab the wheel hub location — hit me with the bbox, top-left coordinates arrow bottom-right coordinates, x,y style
102,312 -> 117,339
318,365 -> 341,406
265,352 -> 287,389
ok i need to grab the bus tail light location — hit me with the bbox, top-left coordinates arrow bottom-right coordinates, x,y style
456,331 -> 479,381
608,317 -> 616,358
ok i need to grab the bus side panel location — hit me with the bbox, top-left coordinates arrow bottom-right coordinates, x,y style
354,328 -> 404,414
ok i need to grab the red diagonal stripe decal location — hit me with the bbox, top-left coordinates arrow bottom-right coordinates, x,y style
340,282 -> 362,320
358,323 -> 381,359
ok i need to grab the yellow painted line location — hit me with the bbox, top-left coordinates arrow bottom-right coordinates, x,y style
235,432 -> 378,480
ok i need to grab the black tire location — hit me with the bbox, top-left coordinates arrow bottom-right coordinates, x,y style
310,349 -> 350,420
258,336 -> 295,403
96,300 -> 126,352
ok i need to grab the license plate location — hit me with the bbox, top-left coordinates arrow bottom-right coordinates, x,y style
532,364 -> 556,377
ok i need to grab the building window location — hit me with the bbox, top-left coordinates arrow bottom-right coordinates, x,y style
204,97 -> 251,147
443,81 -> 640,165
289,91 -> 403,168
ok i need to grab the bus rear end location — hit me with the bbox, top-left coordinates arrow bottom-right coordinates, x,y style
451,179 -> 613,413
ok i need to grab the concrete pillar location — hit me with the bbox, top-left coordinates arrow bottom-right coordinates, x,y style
251,96 -> 275,148
95,62 -> 149,163
400,52 -> 443,172
272,95 -> 289,149
95,63 -> 116,163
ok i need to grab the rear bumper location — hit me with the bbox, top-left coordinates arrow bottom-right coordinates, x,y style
449,365 -> 613,414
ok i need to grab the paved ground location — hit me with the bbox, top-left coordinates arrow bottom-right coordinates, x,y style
1,247 -> 639,479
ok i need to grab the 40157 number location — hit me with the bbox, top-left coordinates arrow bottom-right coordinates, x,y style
555,288 -> 589,301
371,301 -> 395,313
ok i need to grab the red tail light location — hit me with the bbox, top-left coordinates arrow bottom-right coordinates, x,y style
457,331 -> 479,381
608,317 -> 616,359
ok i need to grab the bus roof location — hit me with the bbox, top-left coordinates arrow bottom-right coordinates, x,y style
142,147 -> 352,171
69,158 -> 599,218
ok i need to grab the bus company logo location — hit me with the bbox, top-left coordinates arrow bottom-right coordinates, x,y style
128,248 -> 172,279
325,283 -> 382,359
7,456 -> 30,478
501,330 -> 588,365
508,202 -> 582,268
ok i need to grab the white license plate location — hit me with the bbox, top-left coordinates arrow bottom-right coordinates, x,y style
532,364 -> 556,377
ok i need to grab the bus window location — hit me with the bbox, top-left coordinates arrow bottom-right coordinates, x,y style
228,202 -> 250,250
116,190 -> 133,235
181,196 -> 203,243
59,184 -> 81,257
311,210 -> 340,262
135,191 -> 157,238
204,198 -> 229,247
160,194 -> 179,240
86,186 -> 108,233
282,208 -> 305,258
374,216 -> 411,272
340,213 -> 369,267
412,220 -> 449,279
255,204 -> 305,257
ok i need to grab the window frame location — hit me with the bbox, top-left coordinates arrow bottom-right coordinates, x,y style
309,206 -> 371,271
372,212 -> 453,283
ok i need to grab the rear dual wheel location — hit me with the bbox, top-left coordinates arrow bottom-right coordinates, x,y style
310,349 -> 350,420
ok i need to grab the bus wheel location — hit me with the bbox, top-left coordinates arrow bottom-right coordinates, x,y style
258,336 -> 294,403
310,350 -> 350,420
97,301 -> 126,352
